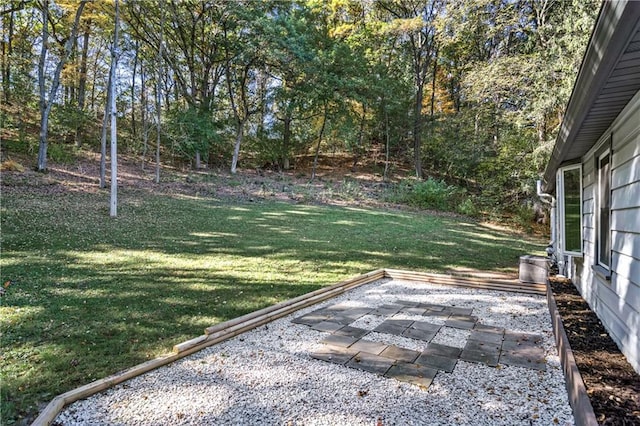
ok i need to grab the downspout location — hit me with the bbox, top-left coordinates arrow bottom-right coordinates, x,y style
537,180 -> 558,270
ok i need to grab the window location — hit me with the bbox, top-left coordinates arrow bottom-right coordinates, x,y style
597,148 -> 611,268
557,165 -> 582,255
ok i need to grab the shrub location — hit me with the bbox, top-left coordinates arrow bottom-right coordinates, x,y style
386,178 -> 466,212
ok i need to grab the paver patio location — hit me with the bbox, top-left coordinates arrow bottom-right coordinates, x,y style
303,299 -> 548,388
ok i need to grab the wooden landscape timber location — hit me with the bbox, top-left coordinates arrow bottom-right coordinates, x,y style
383,269 -> 547,295
546,282 -> 598,426
33,268 -> 570,426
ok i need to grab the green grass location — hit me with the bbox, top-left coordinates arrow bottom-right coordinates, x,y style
0,189 -> 543,423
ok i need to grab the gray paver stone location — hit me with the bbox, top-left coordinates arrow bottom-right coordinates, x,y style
401,307 -> 428,315
321,334 -> 359,348
445,307 -> 474,316
503,331 -> 543,344
334,326 -> 369,339
410,321 -> 442,332
380,345 -> 421,363
468,330 -> 504,345
310,346 -> 357,365
464,339 -> 501,353
311,321 -> 345,333
421,342 -> 462,358
346,352 -> 394,375
500,349 -> 547,371
460,349 -> 500,367
384,362 -> 438,389
473,324 -> 505,335
415,353 -> 458,373
444,319 -> 476,330
349,339 -> 389,355
401,327 -> 438,342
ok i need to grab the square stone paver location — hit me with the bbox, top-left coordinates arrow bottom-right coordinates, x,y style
380,345 -> 421,363
473,324 -> 505,335
372,304 -> 403,316
374,319 -> 412,335
445,306 -> 474,316
329,315 -> 358,326
321,334 -> 359,348
334,326 -> 369,339
464,339 -> 501,353
422,342 -> 462,358
401,327 -> 438,342
396,300 -> 421,307
420,303 -> 447,311
500,348 -> 547,371
401,307 -> 428,315
415,352 -> 458,373
460,349 -> 500,367
444,319 -> 476,330
343,307 -> 373,319
503,331 -> 543,345
350,339 -> 389,355
311,321 -> 346,333
468,330 -> 504,345
346,351 -> 394,375
384,362 -> 438,389
410,321 -> 442,333
310,346 -> 357,365
291,311 -> 329,326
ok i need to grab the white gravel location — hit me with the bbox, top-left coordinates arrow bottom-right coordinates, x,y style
55,278 -> 574,425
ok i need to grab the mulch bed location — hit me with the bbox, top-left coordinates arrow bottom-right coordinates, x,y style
549,278 -> 640,425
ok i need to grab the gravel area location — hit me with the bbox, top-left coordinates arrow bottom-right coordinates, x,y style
55,279 -> 574,425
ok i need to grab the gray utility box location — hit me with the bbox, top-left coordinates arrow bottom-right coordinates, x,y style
519,255 -> 548,284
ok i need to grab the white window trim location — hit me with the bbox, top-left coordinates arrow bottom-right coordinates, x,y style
596,148 -> 611,270
556,164 -> 583,257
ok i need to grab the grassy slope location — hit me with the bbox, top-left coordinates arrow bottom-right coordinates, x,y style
0,185 -> 543,424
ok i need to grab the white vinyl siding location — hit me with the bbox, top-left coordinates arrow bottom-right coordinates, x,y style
574,89 -> 640,374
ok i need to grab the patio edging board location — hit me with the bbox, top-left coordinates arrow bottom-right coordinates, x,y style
31,269 -> 583,426
546,281 -> 599,426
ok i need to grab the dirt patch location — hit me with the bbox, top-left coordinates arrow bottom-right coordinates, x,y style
549,278 -> 640,425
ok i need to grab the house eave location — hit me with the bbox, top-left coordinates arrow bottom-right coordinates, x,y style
542,0 -> 640,193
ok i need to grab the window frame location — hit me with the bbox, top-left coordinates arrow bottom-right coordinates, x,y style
556,164 -> 583,257
596,144 -> 612,270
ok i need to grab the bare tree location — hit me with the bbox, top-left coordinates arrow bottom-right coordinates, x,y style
109,0 -> 120,217
36,0 -> 87,171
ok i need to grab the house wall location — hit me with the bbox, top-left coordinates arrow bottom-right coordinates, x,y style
574,89 -> 640,374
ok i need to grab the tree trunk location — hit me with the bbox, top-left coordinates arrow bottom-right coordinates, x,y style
2,7 -> 14,103
384,105 -> 391,182
282,115 -> 291,170
231,121 -> 244,174
109,0 -> 120,218
100,72 -> 112,188
155,7 -> 164,185
141,67 -> 147,170
75,25 -> 90,147
352,103 -> 367,172
413,86 -> 424,179
131,39 -> 138,141
195,151 -> 201,169
37,1 -> 49,171
311,102 -> 328,181
37,0 -> 87,171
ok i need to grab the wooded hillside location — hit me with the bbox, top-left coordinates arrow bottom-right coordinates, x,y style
1,0 -> 598,214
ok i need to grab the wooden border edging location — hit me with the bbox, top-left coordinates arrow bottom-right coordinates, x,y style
383,268 -> 546,295
32,269 -> 570,425
546,281 -> 599,426
32,269 -> 385,426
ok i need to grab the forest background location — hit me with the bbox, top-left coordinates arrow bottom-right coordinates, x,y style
1,0 -> 598,219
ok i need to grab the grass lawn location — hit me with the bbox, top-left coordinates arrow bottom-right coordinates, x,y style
0,187 -> 543,424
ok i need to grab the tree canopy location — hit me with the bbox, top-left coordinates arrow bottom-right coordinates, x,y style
0,0 -> 598,212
